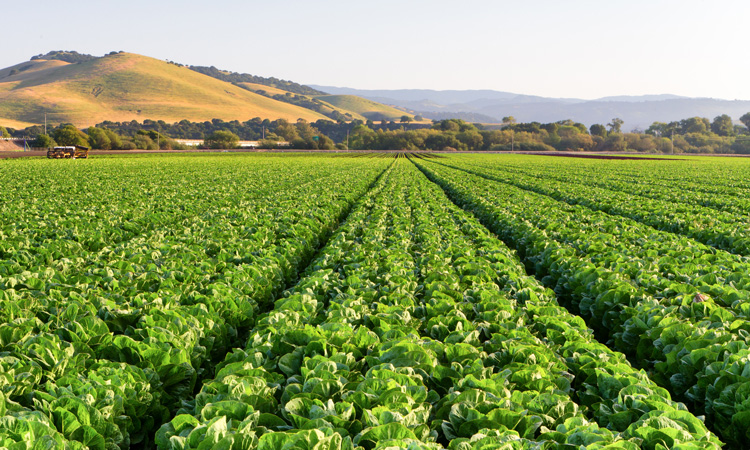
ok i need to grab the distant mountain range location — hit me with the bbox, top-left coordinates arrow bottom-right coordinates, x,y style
310,86 -> 750,130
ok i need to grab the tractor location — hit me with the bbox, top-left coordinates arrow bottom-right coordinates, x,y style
47,145 -> 90,159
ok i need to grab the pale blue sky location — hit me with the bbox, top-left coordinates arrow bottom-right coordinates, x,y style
4,0 -> 749,99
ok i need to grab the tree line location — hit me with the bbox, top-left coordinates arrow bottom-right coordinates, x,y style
1,118 -> 338,150
342,114 -> 750,153
190,66 -> 325,96
3,113 -> 750,152
3,123 -> 188,151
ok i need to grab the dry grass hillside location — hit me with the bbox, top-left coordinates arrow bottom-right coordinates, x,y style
314,94 -> 411,121
0,53 -> 330,128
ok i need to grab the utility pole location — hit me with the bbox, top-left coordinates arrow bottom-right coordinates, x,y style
346,130 -> 349,150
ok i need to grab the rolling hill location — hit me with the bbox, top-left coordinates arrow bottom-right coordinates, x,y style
236,82 -> 367,121
314,95 -> 412,121
0,53 -> 404,128
216,82 -> 416,123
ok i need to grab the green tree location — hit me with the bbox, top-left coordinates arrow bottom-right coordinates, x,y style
348,124 -> 377,150
87,127 -> 112,150
295,120 -> 317,141
132,134 -> 157,150
480,130 -> 509,149
274,119 -> 300,141
400,115 -> 413,124
104,129 -> 123,149
731,137 -> 750,154
457,129 -> 483,150
559,133 -> 595,151
314,134 -> 335,150
646,121 -> 678,138
680,117 -> 709,134
607,118 -> 624,134
139,130 -> 171,149
645,122 -> 668,137
589,124 -> 607,137
544,129 -> 561,147
740,112 -> 750,131
711,114 -> 734,136
204,130 -> 240,149
600,134 -> 626,151
432,119 -> 476,133
0,126 -> 9,138
53,125 -> 90,147
424,131 -> 463,151
257,139 -> 278,149
32,134 -> 56,148
120,140 -> 137,150
655,137 -> 673,154
625,133 -> 657,152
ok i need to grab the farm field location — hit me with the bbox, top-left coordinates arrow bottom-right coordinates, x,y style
2,152 -> 750,449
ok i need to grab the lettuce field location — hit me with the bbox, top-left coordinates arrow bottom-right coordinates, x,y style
2,152 -> 750,449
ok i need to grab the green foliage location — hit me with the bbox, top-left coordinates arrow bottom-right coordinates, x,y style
204,130 -> 240,149
9,111 -> 747,153
52,125 -> 90,148
0,154 -> 390,450
415,154 -> 750,447
731,137 -> 750,154
711,114 -> 735,136
681,117 -> 710,133
3,155 -> 741,449
0,125 -> 9,138
432,119 -> 478,133
130,134 -> 156,150
148,159 -> 726,450
740,112 -> 750,131
32,133 -> 56,148
31,50 -> 97,63
86,127 -> 112,150
607,117 -> 624,134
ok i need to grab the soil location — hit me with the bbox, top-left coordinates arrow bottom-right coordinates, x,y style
0,140 -> 25,151
523,152 -> 678,161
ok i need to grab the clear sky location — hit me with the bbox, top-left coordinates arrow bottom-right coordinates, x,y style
4,0 -> 749,100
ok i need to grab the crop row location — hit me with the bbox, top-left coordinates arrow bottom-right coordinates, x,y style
497,155 -> 750,194
440,156 -> 750,256
0,156 -> 380,332
470,156 -> 750,218
414,157 -> 750,446
435,159 -> 750,321
0,155 -> 390,449
156,160 -> 721,450
0,156 -> 358,278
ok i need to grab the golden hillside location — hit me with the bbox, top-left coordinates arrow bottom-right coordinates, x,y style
0,53 -> 330,128
314,95 -> 411,121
